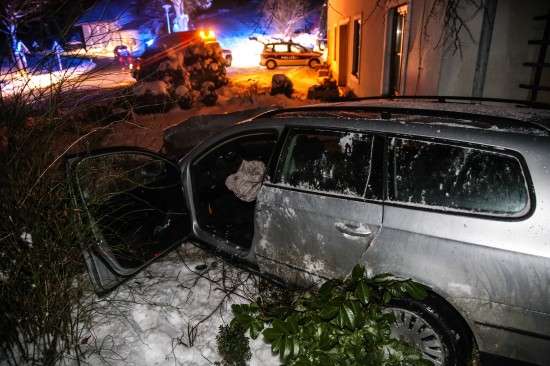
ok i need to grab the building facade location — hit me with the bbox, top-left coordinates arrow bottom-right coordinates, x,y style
327,0 -> 550,102
74,0 -> 146,55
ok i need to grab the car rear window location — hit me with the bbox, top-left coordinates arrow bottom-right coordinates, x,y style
275,130 -> 378,198
388,138 -> 529,215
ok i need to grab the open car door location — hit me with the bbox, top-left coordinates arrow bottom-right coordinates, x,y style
67,148 -> 190,292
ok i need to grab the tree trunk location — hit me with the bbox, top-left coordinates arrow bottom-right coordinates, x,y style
171,0 -> 189,32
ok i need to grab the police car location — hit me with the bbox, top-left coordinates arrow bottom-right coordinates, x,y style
260,41 -> 322,69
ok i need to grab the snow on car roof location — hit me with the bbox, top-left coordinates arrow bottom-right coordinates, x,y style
259,98 -> 550,136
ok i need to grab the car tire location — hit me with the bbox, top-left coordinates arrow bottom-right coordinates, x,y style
308,58 -> 320,68
384,295 -> 472,366
266,60 -> 277,69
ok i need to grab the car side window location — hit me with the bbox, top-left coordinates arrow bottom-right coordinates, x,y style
274,44 -> 288,52
389,138 -> 529,215
290,44 -> 304,53
275,130 -> 378,198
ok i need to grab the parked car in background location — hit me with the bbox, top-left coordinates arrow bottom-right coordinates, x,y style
67,97 -> 550,366
113,45 -> 135,69
259,41 -> 322,69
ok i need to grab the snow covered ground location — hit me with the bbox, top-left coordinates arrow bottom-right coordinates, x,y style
75,244 -> 279,366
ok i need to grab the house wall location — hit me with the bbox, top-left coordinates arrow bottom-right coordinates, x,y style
327,0 -> 550,102
401,0 -> 446,96
327,1 -> 387,97
80,22 -> 144,55
81,21 -> 116,50
437,0 -> 547,101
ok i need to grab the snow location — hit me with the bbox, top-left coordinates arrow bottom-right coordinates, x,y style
0,58 -> 96,96
76,244 -> 279,366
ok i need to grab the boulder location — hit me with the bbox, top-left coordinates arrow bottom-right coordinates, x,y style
270,74 -> 294,98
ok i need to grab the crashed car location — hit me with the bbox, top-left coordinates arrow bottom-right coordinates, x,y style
260,41 -> 322,69
67,98 -> 550,366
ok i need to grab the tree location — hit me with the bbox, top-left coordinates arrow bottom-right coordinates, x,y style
0,0 -> 87,71
131,0 -> 166,36
170,0 -> 212,32
131,0 -> 212,36
258,0 -> 310,38
0,0 -> 47,65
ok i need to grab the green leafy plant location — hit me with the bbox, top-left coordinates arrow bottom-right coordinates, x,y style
216,322 -> 252,366
231,265 -> 432,366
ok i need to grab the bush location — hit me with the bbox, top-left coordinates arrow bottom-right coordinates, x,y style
0,50 -> 124,365
132,40 -> 227,112
216,322 -> 252,366
231,264 -> 432,366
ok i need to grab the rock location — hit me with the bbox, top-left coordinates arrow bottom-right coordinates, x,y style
307,78 -> 339,101
200,81 -> 218,106
270,74 -> 294,98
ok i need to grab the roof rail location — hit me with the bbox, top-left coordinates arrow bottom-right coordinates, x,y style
350,95 -> 550,109
253,97 -> 550,134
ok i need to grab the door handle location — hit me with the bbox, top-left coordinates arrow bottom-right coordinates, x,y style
334,222 -> 372,237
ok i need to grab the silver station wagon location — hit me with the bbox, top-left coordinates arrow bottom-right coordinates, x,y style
68,99 -> 550,366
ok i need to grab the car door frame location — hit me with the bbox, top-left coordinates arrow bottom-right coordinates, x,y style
177,126 -> 284,263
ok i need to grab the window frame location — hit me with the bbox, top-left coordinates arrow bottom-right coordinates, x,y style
351,15 -> 361,78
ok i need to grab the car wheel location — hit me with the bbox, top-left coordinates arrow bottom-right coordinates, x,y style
308,58 -> 320,68
384,295 -> 472,366
266,60 -> 277,69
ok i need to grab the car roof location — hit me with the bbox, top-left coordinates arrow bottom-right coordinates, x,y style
252,98 -> 550,137
264,41 -> 315,49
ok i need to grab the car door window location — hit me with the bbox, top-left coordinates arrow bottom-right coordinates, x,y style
74,153 -> 188,270
389,138 -> 529,215
275,130 -> 380,199
192,132 -> 277,249
290,44 -> 305,53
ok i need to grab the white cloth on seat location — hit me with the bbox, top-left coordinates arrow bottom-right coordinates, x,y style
225,160 -> 266,202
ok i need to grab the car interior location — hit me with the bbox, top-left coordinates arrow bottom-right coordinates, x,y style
192,133 -> 277,249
